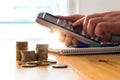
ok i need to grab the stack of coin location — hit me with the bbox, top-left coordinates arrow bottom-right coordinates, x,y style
21,50 -> 37,62
16,41 -> 28,61
36,44 -> 48,62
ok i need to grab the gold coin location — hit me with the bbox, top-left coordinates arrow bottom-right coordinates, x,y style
38,62 -> 49,66
22,63 -> 37,67
26,61 -> 41,64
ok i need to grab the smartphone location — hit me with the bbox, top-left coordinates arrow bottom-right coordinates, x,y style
36,12 -> 100,44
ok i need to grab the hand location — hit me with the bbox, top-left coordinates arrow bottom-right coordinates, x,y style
57,14 -> 85,46
81,11 -> 120,42
51,11 -> 120,46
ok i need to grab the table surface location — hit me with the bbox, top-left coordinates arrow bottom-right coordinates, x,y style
0,40 -> 120,80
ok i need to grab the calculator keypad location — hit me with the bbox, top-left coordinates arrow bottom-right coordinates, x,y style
58,19 -> 100,43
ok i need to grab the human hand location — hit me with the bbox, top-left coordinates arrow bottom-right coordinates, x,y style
80,11 -> 120,43
57,14 -> 84,46
51,11 -> 120,46
50,14 -> 84,47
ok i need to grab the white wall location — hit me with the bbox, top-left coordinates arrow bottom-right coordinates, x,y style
69,0 -> 120,15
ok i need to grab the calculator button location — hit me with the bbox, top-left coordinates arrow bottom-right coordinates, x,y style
85,34 -> 90,38
95,37 -> 100,42
90,37 -> 95,40
57,19 -> 66,27
81,30 -> 86,36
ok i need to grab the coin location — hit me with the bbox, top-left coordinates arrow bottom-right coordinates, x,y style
38,62 -> 50,66
21,63 -> 37,67
21,50 -> 37,62
52,64 -> 68,68
16,61 -> 22,65
26,61 -> 41,64
46,59 -> 57,64
36,44 -> 48,49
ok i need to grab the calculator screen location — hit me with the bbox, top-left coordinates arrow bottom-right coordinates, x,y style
44,14 -> 58,24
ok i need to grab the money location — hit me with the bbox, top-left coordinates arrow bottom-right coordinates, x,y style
21,50 -> 37,62
16,61 -> 23,65
16,41 -> 28,61
38,62 -> 50,66
52,64 -> 68,68
36,44 -> 48,62
46,59 -> 57,64
21,63 -> 37,67
26,61 -> 41,65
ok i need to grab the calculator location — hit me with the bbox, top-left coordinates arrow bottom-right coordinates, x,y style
36,12 -> 120,44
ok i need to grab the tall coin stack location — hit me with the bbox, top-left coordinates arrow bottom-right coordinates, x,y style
16,41 -> 28,61
36,44 -> 48,62
21,50 -> 37,62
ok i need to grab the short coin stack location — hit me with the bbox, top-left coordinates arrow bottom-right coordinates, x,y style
21,50 -> 37,62
19,50 -> 40,67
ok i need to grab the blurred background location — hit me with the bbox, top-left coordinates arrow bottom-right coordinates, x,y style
0,0 -> 120,48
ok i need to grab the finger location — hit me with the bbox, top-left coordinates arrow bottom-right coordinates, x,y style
72,17 -> 84,27
59,33 -> 66,42
57,14 -> 84,22
71,38 -> 80,45
95,22 -> 120,37
50,28 -> 55,33
83,14 -> 102,33
87,17 -> 111,36
64,34 -> 72,47
105,11 -> 120,17
94,22 -> 112,42
83,12 -> 110,33
95,22 -> 111,37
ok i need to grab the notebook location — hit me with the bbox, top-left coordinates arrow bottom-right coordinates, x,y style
48,46 -> 120,55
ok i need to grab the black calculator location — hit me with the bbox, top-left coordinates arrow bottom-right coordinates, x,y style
36,12 -> 120,44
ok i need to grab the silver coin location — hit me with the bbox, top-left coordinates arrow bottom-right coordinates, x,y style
52,64 -> 68,68
47,59 -> 57,64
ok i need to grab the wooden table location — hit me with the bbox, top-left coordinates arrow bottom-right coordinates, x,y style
1,40 -> 120,80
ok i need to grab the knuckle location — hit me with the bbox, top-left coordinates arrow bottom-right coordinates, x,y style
88,18 -> 96,25
83,15 -> 92,32
85,15 -> 91,21
87,18 -> 97,36
97,22 -> 106,29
